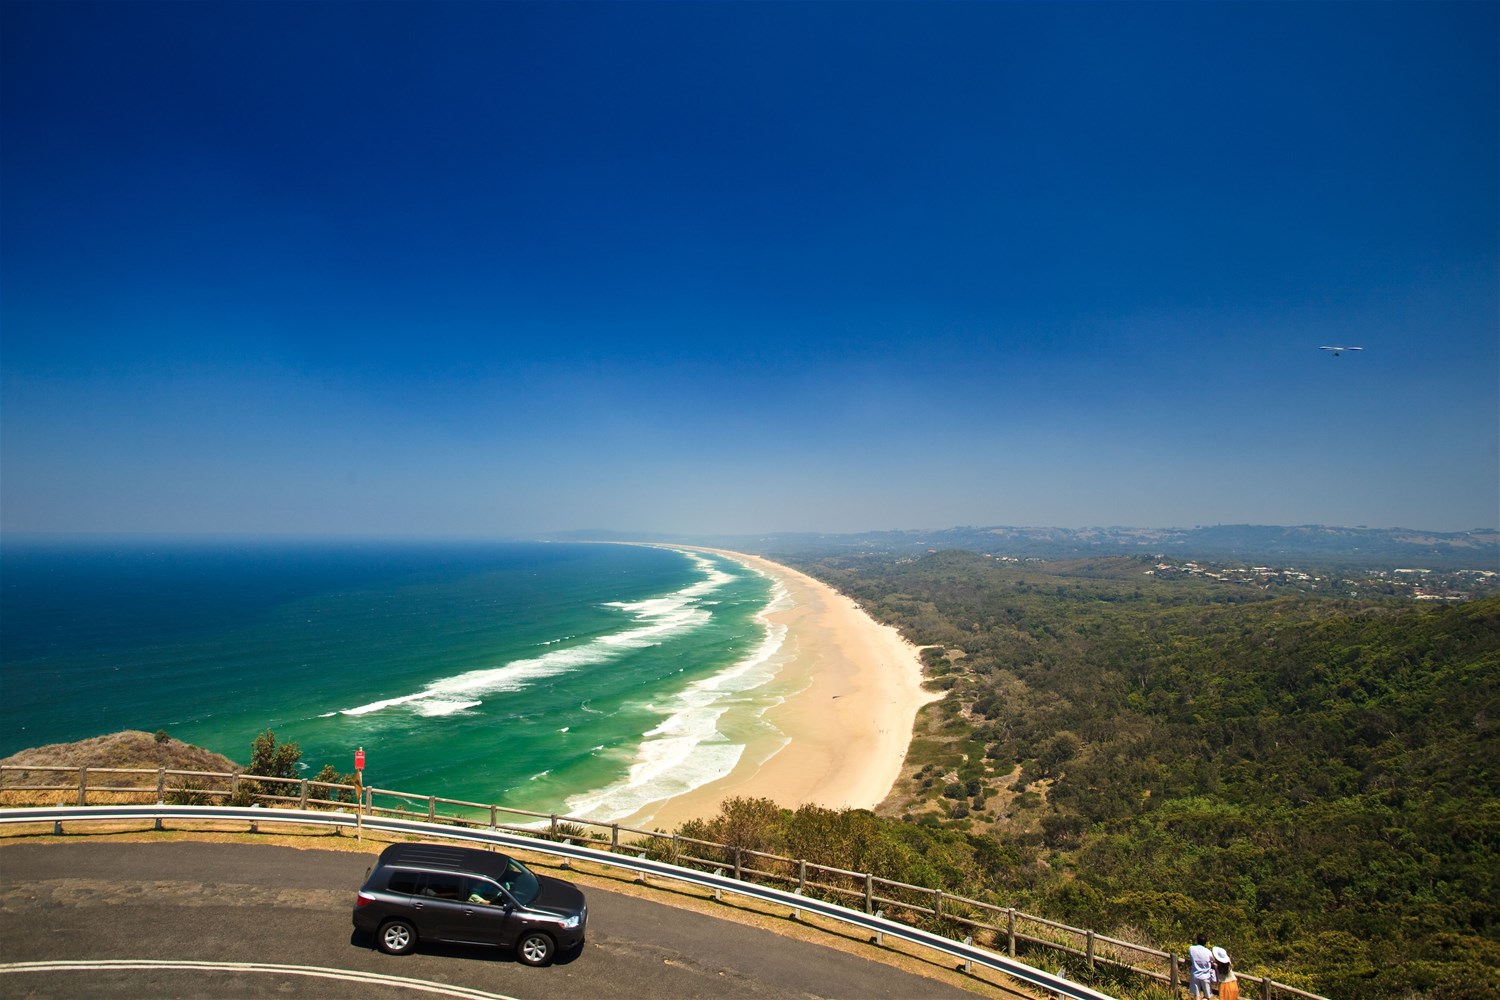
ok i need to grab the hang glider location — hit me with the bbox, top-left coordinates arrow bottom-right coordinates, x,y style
1319,346 -> 1363,356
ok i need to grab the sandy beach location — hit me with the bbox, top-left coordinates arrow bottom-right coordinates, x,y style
618,548 -> 941,830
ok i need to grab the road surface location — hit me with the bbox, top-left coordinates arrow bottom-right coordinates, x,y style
0,841 -> 987,999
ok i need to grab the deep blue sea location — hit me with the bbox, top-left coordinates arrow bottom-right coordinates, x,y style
0,541 -> 788,821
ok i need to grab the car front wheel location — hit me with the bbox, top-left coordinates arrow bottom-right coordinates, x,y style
516,930 -> 554,966
378,918 -> 417,955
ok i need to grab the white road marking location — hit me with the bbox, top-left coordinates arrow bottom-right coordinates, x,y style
0,959 -> 521,999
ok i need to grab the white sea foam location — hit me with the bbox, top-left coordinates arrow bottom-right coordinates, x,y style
334,548 -> 727,719
564,579 -> 791,823
414,698 -> 482,717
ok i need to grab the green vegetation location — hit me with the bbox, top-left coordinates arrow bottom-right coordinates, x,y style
750,550 -> 1500,999
246,729 -> 303,781
234,730 -> 355,805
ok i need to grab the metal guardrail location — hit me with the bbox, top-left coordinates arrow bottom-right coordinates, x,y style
0,803 -> 1117,1000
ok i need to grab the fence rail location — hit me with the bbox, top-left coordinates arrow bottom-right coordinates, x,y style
0,764 -> 1326,1000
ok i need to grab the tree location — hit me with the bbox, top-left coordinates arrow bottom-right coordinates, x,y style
247,730 -> 301,780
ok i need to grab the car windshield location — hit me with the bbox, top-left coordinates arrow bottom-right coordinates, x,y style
500,857 -> 540,907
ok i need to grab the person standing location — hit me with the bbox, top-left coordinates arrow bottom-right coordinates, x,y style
1213,946 -> 1240,1000
1188,934 -> 1215,999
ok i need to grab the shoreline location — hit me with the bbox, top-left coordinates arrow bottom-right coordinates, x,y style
616,548 -> 941,830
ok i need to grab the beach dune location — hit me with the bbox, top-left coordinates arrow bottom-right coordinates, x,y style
620,549 -> 940,830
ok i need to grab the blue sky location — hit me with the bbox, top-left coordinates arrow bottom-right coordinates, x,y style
3,1 -> 1495,537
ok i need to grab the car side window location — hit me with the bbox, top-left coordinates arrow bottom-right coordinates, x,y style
386,871 -> 421,895
419,873 -> 467,900
464,877 -> 502,905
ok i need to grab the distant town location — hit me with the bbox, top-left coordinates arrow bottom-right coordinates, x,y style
1142,558 -> 1498,601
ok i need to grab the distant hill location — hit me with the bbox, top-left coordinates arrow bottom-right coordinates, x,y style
0,730 -> 241,776
549,524 -> 1499,571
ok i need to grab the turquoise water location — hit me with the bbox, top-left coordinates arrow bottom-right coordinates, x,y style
0,541 -> 787,820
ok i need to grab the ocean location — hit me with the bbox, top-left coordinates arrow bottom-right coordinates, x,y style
0,540 -> 791,822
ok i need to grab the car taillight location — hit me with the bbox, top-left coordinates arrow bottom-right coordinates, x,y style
356,892 -> 376,907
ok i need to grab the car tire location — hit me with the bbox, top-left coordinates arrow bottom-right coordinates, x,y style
516,930 -> 555,966
378,918 -> 417,956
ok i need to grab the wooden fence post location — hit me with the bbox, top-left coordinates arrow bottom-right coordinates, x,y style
77,767 -> 87,806
1262,979 -> 1273,1000
733,846 -> 742,880
155,767 -> 167,830
610,824 -> 619,853
1007,908 -> 1016,957
1170,954 -> 1179,992
798,859 -> 807,895
299,780 -> 309,809
428,796 -> 436,822
865,873 -> 874,914
1087,929 -> 1095,970
934,888 -> 943,921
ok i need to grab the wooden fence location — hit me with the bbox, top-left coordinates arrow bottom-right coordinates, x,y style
0,764 -> 1325,1000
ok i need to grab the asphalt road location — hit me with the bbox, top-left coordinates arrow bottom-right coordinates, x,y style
0,841 -> 983,999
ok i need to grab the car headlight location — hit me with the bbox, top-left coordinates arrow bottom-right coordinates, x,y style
558,914 -> 580,929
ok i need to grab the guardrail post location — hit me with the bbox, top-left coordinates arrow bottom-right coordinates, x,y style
713,868 -> 723,901
1086,929 -> 1095,970
963,935 -> 973,973
77,767 -> 87,806
874,909 -> 884,946
791,887 -> 802,921
1007,908 -> 1016,957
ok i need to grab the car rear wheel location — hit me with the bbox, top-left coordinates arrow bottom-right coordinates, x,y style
378,918 -> 417,955
516,930 -> 554,966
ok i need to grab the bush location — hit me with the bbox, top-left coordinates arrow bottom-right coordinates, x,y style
247,730 -> 301,780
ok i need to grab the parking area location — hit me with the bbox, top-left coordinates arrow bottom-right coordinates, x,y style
0,840 -> 996,999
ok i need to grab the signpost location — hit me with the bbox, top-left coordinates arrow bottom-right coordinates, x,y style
354,747 -> 365,840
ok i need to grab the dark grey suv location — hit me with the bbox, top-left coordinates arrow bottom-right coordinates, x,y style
353,842 -> 587,965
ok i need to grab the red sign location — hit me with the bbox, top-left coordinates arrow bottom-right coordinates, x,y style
355,748 -> 366,771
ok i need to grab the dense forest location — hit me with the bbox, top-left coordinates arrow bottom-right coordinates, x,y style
742,550 -> 1499,998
